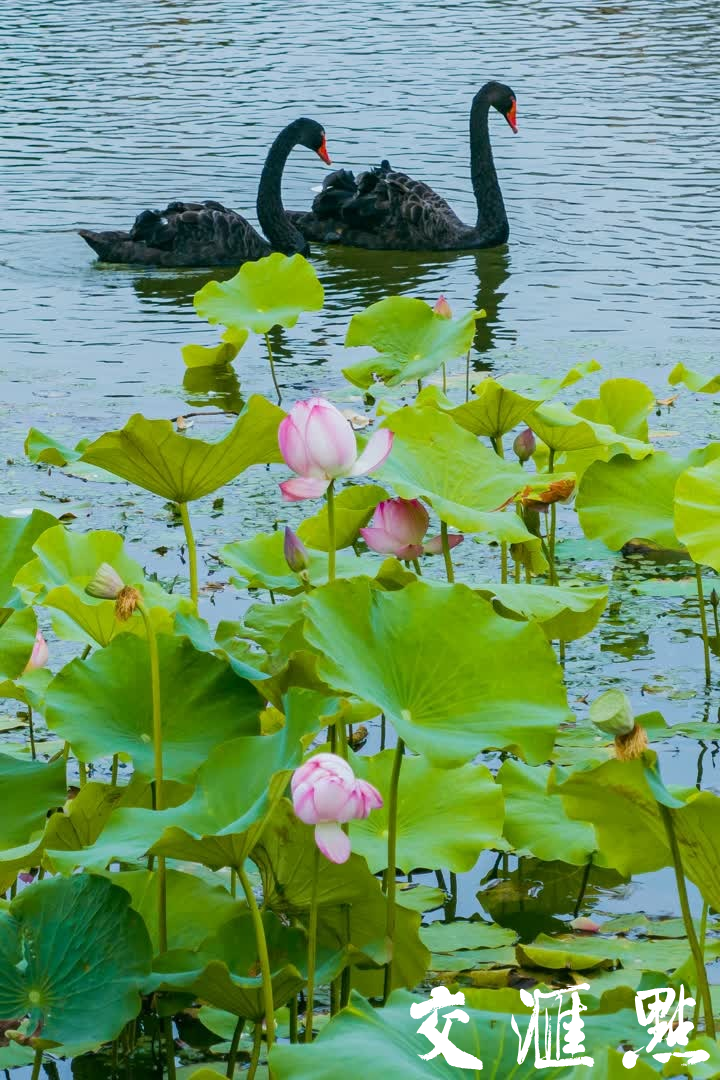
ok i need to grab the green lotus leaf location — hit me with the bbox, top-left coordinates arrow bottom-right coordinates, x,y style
499,760 -> 597,864
0,753 -> 66,851
420,920 -> 517,954
221,530 -> 381,594
0,874 -> 152,1052
500,358 -> 602,399
45,633 -> 261,782
442,378 -> 542,439
0,607 -> 38,680
377,406 -> 532,541
529,400 -> 652,456
194,252 -> 324,334
0,666 -> 51,714
477,582 -> 608,641
396,884 -> 446,914
304,578 -> 570,767
577,446 -> 720,551
24,429 -> 121,483
669,362 -> 720,394
173,611 -> 268,681
181,327 -> 249,369
0,510 -> 57,608
79,395 -> 284,502
343,297 -> 482,388
517,932 -> 704,975
573,378 -> 655,443
350,751 -> 503,873
675,456 -> 720,571
297,483 -> 388,551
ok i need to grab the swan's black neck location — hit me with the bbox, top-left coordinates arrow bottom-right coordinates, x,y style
256,125 -> 310,255
469,92 -> 508,245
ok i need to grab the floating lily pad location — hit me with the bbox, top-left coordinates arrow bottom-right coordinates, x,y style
194,252 -> 324,334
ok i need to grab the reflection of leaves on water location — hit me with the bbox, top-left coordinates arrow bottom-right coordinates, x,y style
182,366 -> 244,415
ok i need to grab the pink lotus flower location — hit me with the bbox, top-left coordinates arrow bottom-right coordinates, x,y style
279,398 -> 393,502
283,527 -> 310,573
291,752 -> 383,863
24,630 -> 48,673
433,295 -> 452,319
360,498 -> 464,560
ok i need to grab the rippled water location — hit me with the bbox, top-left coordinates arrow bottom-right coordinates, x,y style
1,3 -> 720,1067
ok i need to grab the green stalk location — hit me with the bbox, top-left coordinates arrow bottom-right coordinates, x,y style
695,564 -> 711,685
238,865 -> 275,1052
163,1017 -> 176,1080
659,804 -> 715,1037
411,558 -> 422,576
326,480 -> 336,583
30,1047 -> 43,1080
226,1016 -> 245,1078
442,363 -> 447,394
178,502 -> 199,612
289,996 -> 298,1043
247,1022 -> 263,1080
137,599 -> 167,953
111,753 -> 119,786
465,349 -> 471,402
500,544 -> 508,584
304,844 -> 321,1042
27,705 -> 36,760
264,332 -> 282,403
694,902 -> 709,1030
383,737 -> 405,1003
79,760 -> 88,787
440,522 -> 455,584
547,449 -> 559,587
416,378 -> 422,394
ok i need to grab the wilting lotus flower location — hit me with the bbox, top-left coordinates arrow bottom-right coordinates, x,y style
283,527 -> 310,573
515,477 -> 576,512
360,497 -> 463,560
291,752 -> 383,863
278,397 -> 393,502
24,631 -> 48,673
433,295 -> 452,319
85,562 -> 124,600
512,427 -> 536,463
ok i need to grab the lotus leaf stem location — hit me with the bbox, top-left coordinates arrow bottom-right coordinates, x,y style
658,803 -> 715,1038
465,349 -> 471,402
695,563 -> 712,685
111,753 -> 119,786
694,902 -> 709,1030
304,844 -> 321,1042
442,363 -> 447,394
163,1017 -> 176,1080
247,1022 -> 263,1080
411,558 -> 422,575
178,501 -> 199,612
226,1016 -> 245,1078
326,480 -> 336,583
289,996 -> 298,1043
264,332 -> 282,404
27,705 -> 36,760
78,760 -> 88,787
30,1048 -> 42,1080
238,865 -> 276,1053
383,736 -> 405,1003
573,857 -> 593,918
440,522 -> 455,583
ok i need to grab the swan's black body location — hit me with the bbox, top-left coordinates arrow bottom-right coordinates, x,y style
79,118 -> 329,267
288,82 -> 516,251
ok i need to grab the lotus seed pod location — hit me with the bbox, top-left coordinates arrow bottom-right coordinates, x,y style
85,562 -> 125,600
589,689 -> 635,737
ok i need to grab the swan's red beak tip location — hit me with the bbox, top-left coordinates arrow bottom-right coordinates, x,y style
317,136 -> 332,165
506,100 -> 518,134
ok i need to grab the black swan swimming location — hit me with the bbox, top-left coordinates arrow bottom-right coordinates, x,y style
78,118 -> 331,267
288,82 -> 516,251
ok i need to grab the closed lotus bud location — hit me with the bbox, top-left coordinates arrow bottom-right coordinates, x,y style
85,563 -> 125,600
433,295 -> 452,319
711,588 -> 719,610
513,427 -> 536,463
283,527 -> 309,574
24,630 -> 48,673
115,586 -> 141,622
589,689 -> 635,737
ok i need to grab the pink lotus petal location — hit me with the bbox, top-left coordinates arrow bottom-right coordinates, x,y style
279,477 -> 330,502
305,400 -> 357,477
570,916 -> 602,933
359,526 -> 407,556
24,630 -> 48,673
312,776 -> 356,821
355,779 -> 384,816
347,429 -> 394,477
279,415 -> 311,476
433,295 -> 452,319
423,532 -> 464,555
381,499 -> 429,545
315,822 -> 351,863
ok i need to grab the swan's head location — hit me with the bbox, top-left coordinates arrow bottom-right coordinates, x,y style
480,82 -> 518,134
292,118 -> 332,165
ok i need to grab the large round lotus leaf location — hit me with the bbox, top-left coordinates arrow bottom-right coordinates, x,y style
0,753 -> 66,850
669,362 -> 720,394
343,296 -> 482,388
173,611 -> 268,681
193,252 -> 324,334
350,751 -> 503,873
498,760 -> 596,865
529,400 -> 651,456
0,510 -> 57,608
577,445 -> 720,551
0,606 -> 38,679
444,378 -> 542,439
517,931 -> 704,976
377,406 -> 532,541
0,874 -> 152,1051
573,378 -> 655,443
304,579 -> 569,766
674,456 -> 720,571
221,530 -> 381,594
79,396 -> 284,502
477,582 -> 608,642
44,632 -> 261,782
297,483 -> 388,551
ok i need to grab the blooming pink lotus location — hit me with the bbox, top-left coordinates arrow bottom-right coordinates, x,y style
291,752 -> 383,863
360,498 -> 464,560
279,397 -> 393,502
24,630 -> 48,673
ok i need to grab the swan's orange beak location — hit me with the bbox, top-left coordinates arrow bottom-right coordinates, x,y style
505,100 -> 518,133
317,135 -> 332,165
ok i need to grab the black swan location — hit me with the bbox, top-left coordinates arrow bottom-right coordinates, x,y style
78,118 -> 331,267
288,82 -> 516,251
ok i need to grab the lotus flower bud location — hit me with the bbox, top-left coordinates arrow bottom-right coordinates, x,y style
711,588 -> 719,611
433,295 -> 452,319
570,916 -> 601,933
24,631 -> 48,673
115,586 -> 141,622
291,752 -> 383,863
283,527 -> 310,574
85,563 -> 125,600
513,427 -> 536,463
589,689 -> 635,737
